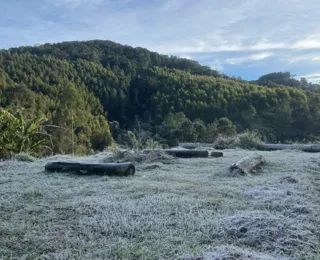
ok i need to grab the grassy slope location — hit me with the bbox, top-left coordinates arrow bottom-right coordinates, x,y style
0,150 -> 319,260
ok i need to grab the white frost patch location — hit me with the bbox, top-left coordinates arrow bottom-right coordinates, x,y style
217,210 -> 319,258
244,187 -> 288,201
0,149 -> 319,259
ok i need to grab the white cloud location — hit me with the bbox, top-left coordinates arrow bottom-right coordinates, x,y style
46,0 -> 102,7
292,35 -> 320,50
209,60 -> 224,71
226,52 -> 274,65
1,0 -> 320,79
301,73 -> 320,78
180,55 -> 192,60
287,53 -> 320,64
297,73 -> 320,83
307,77 -> 320,83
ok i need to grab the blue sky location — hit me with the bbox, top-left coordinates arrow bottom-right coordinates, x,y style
1,0 -> 320,82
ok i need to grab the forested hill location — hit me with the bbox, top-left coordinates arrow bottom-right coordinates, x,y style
1,40 -> 320,155
5,40 -> 220,77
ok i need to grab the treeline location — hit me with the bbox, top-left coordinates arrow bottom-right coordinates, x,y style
1,40 -> 320,157
252,71 -> 320,92
110,113 -> 237,148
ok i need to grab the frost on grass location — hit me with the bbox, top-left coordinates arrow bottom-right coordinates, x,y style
205,245 -> 289,260
217,210 -> 319,258
11,153 -> 36,162
0,149 -> 320,259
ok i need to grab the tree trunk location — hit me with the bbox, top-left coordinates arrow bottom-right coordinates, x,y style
45,162 -> 135,176
143,149 -> 209,158
229,154 -> 266,175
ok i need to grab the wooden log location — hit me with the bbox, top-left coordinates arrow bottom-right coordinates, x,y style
179,143 -> 215,149
143,149 -> 209,158
229,154 -> 266,175
45,162 -> 135,176
260,144 -> 320,153
211,151 -> 223,157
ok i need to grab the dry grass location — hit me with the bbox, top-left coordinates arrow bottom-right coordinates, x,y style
0,149 -> 320,259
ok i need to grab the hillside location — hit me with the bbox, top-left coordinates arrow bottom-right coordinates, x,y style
1,40 -> 320,155
1,150 -> 319,259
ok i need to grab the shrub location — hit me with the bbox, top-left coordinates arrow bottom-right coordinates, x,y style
213,135 -> 236,149
27,188 -> 42,198
0,109 -> 50,158
107,142 -> 121,153
213,131 -> 264,150
235,130 -> 263,150
126,130 -> 149,152
11,153 -> 36,162
144,138 -> 163,150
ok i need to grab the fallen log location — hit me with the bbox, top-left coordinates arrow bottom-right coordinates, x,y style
45,162 -> 135,176
143,149 -> 209,158
260,144 -> 320,153
179,143 -> 215,149
229,154 -> 266,175
211,151 -> 223,157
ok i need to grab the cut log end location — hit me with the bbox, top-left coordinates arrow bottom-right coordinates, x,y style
210,151 -> 223,158
229,154 -> 266,175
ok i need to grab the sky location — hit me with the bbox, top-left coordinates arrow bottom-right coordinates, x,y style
1,0 -> 320,82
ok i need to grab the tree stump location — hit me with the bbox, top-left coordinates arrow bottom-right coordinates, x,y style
229,154 -> 266,175
45,162 -> 135,176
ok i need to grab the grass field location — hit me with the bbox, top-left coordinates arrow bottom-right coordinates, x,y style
0,149 -> 320,260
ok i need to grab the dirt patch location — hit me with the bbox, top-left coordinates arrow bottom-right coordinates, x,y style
280,176 -> 298,184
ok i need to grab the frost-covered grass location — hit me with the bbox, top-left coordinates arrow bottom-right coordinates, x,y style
0,150 -> 320,259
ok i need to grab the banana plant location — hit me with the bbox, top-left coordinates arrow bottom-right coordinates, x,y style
0,108 -> 51,157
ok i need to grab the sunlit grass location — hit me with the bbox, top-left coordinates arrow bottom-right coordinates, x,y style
0,149 -> 319,259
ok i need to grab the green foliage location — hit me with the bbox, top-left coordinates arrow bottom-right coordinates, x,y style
0,109 -> 50,158
213,135 -> 237,150
0,39 -> 320,153
144,138 -> 163,149
11,153 -> 36,162
205,123 -> 218,143
126,130 -> 150,152
234,130 -> 263,150
216,117 -> 237,137
27,188 -> 42,199
213,131 -> 263,150
193,119 -> 207,142
179,119 -> 197,142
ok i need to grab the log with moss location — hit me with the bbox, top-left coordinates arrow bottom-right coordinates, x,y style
143,149 -> 209,158
229,154 -> 266,175
45,162 -> 135,176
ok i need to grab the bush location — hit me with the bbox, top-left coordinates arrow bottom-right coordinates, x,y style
104,150 -> 176,164
213,135 -> 236,149
235,131 -> 263,150
144,138 -> 163,149
214,131 -> 263,150
11,153 -> 36,162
